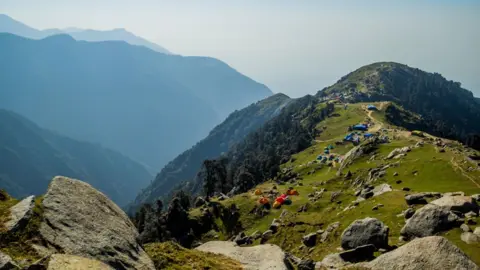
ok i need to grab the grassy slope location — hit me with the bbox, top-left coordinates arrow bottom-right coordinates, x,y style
194,103 -> 480,264
145,242 -> 242,270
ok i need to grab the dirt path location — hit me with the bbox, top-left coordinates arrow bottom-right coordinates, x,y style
450,157 -> 480,189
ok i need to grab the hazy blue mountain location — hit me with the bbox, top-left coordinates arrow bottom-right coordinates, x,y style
0,109 -> 152,207
131,93 -> 291,209
0,13 -> 170,54
0,33 -> 272,170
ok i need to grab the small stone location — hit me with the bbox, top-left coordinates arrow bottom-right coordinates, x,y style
461,232 -> 480,244
474,227 -> 480,236
393,172 -> 399,176
404,208 -> 415,219
460,224 -> 471,232
402,187 -> 411,191
396,180 -> 402,184
0,251 -> 20,270
465,211 -> 478,218
302,233 -> 317,247
466,218 -> 477,225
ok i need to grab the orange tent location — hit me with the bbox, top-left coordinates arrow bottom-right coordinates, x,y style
259,197 -> 269,205
254,189 -> 262,195
286,189 -> 299,196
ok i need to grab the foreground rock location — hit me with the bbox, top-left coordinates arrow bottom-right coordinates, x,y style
36,176 -> 154,270
430,196 -> 479,213
400,204 -> 461,240
404,192 -> 441,205
364,236 -> 479,270
341,218 -> 389,250
4,195 -> 35,233
0,251 -> 19,269
196,241 -> 291,270
47,254 -> 113,270
316,245 -> 375,269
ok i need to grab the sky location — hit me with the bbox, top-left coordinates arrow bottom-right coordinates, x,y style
1,0 -> 479,97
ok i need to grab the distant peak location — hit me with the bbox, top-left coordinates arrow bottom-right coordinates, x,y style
42,34 -> 75,42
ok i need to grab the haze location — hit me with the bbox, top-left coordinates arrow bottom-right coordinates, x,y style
2,0 -> 479,97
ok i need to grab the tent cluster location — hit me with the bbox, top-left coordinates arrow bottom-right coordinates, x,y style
255,187 -> 299,209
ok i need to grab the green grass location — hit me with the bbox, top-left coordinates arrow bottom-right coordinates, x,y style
145,241 -> 242,270
194,101 -> 480,264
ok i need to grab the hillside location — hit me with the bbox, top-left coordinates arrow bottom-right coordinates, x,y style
0,33 -> 272,169
184,102 -> 480,266
0,14 -> 171,54
318,62 -> 480,148
132,93 -> 292,209
0,109 -> 152,207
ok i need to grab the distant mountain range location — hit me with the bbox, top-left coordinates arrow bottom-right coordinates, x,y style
0,14 -> 170,54
131,93 -> 291,209
0,32 -> 272,170
0,108 -> 152,207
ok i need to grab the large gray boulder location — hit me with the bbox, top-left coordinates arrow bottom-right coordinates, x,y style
4,195 -> 35,233
404,192 -> 441,205
196,241 -> 291,270
365,236 -> 479,270
400,204 -> 461,240
430,196 -> 479,213
0,251 -> 19,270
36,176 -> 154,270
372,184 -> 392,197
47,254 -> 113,270
341,218 -> 389,250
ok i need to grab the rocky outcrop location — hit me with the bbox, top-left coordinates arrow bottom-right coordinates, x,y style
365,236 -> 479,270
36,176 -> 154,270
385,146 -> 411,160
4,195 -> 35,233
430,196 -> 479,213
47,254 -> 113,270
0,251 -> 19,270
404,192 -> 441,205
372,184 -> 392,197
319,222 -> 340,242
400,204 -> 461,240
341,218 -> 389,250
196,241 -> 291,270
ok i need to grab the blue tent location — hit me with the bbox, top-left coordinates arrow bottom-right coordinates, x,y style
344,134 -> 353,141
364,133 -> 373,138
353,124 -> 368,131
367,104 -> 377,110
317,155 -> 323,160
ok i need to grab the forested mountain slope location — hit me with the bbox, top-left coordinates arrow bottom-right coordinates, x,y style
132,93 -> 292,208
0,33 -> 271,169
0,109 -> 152,206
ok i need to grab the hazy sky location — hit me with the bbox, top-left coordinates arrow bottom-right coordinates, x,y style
2,0 -> 479,97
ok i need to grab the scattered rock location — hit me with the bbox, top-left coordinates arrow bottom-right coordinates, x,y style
269,219 -> 281,233
234,232 -> 251,246
404,192 -> 441,205
400,204 -> 461,240
280,209 -> 288,218
250,230 -> 261,240
444,191 -> 465,197
341,217 -> 389,250
0,251 -> 20,270
465,211 -> 478,219
4,195 -> 35,233
297,259 -> 315,270
393,172 -> 399,176
475,227 -> 480,236
261,230 -> 273,242
302,233 -> 317,247
395,180 -> 402,184
437,147 -> 446,153
467,218 -> 477,225
47,254 -> 113,270
460,224 -> 471,232
404,208 -> 415,219
36,176 -> 154,270
317,253 -> 350,269
461,232 -> 480,244
365,236 -> 479,270
430,196 -> 479,213
196,241 -> 292,270
472,194 -> 480,202
338,244 -> 375,263
372,184 -> 392,197
297,204 -> 308,213
386,146 -> 411,160
402,187 -> 411,191
320,222 -> 340,242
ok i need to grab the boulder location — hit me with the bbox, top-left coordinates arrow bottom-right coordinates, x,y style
194,196 -> 206,207
339,244 -> 375,263
319,222 -> 340,242
47,254 -> 113,270
250,231 -> 261,240
262,230 -> 273,241
36,176 -> 154,270
475,227 -> 480,236
302,233 -> 317,247
365,236 -> 479,270
404,192 -> 441,205
341,218 -> 389,250
430,196 -> 479,213
196,241 -> 292,270
234,232 -> 251,246
4,195 -> 35,233
400,204 -> 461,240
460,224 -> 471,232
269,219 -> 281,233
444,191 -> 465,197
461,232 -> 480,244
372,184 -> 392,197
0,251 -> 19,270
472,194 -> 480,202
